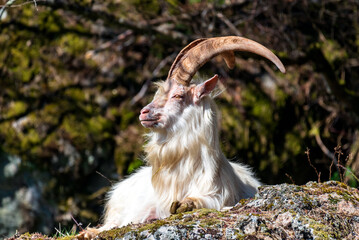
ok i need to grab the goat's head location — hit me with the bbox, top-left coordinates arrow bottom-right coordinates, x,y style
139,36 -> 285,130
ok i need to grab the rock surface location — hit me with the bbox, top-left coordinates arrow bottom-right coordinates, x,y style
7,181 -> 359,239
96,181 -> 359,240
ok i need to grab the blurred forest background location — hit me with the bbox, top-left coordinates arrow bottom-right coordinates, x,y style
1,0 -> 359,237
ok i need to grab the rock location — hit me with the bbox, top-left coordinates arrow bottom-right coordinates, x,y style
96,181 -> 359,240
6,181 -> 359,239
0,153 -> 54,237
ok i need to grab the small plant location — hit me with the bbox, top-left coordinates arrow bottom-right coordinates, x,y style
305,147 -> 321,183
53,224 -> 78,238
306,145 -> 359,188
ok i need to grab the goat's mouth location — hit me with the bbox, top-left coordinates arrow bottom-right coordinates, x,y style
140,118 -> 160,128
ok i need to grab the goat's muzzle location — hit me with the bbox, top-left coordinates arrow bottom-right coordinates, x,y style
139,107 -> 160,128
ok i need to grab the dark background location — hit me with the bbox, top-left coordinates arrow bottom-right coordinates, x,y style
0,0 -> 358,237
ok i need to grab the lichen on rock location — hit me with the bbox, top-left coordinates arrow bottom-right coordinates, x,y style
94,181 -> 359,240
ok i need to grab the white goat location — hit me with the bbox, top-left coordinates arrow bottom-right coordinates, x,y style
81,36 -> 285,238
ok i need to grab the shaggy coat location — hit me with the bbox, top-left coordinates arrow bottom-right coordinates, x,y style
99,80 -> 260,230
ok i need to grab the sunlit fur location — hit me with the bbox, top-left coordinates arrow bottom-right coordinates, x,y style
98,80 -> 261,230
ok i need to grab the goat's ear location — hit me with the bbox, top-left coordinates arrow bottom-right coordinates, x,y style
193,75 -> 218,104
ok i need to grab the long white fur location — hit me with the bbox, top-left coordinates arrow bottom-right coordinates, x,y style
98,85 -> 261,231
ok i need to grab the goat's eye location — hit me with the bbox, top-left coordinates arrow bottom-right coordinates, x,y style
172,94 -> 184,99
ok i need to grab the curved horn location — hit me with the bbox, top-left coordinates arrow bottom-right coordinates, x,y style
167,36 -> 286,86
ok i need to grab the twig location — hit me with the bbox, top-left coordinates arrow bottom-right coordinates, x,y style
96,171 -> 114,185
131,78 -> 152,105
131,53 -> 176,105
0,0 -> 16,19
285,173 -> 295,184
216,12 -> 242,36
334,145 -> 344,182
71,214 -> 84,232
0,0 -> 40,18
314,132 -> 335,160
313,131 -> 340,178
0,0 -> 46,8
329,158 -> 334,181
152,53 -> 177,78
54,228 -> 66,237
32,0 -> 38,11
85,30 -> 134,59
305,147 -> 321,183
337,164 -> 359,183
0,0 -> 47,8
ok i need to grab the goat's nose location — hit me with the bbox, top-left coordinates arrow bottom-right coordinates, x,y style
140,107 -> 150,115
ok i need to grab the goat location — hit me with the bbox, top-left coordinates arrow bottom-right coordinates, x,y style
80,36 -> 285,238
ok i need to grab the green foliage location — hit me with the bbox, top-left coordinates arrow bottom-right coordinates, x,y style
332,168 -> 358,188
285,133 -> 302,156
5,101 -> 28,118
321,40 -> 348,67
127,158 -> 143,174
38,10 -> 64,33
53,225 -> 78,239
59,34 -> 91,55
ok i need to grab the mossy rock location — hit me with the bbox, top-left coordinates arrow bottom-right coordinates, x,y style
18,180 -> 353,240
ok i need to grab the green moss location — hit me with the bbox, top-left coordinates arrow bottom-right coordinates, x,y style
251,101 -> 273,122
137,219 -> 168,234
265,203 -> 274,210
315,181 -> 359,204
168,212 -> 184,221
119,105 -> 136,130
237,198 -> 249,206
276,51 -> 288,59
284,132 -> 302,155
220,102 -> 248,155
199,218 -> 221,228
274,88 -> 288,107
9,48 -> 34,82
20,232 -> 32,237
98,225 -> 133,239
18,232 -> 52,240
307,219 -> 334,239
38,10 -> 63,33
0,122 -> 21,152
321,39 -> 348,66
5,101 -> 28,118
108,106 -> 122,119
242,88 -> 273,126
58,236 -> 76,240
59,34 -> 90,55
88,115 -> 113,136
61,114 -> 89,146
41,103 -> 63,125
335,181 -> 351,189
328,195 -> 340,204
64,88 -> 86,102
20,128 -> 41,150
131,0 -> 160,18
195,208 -> 219,218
